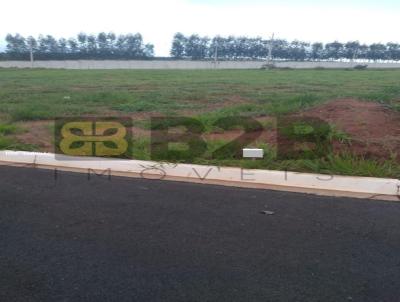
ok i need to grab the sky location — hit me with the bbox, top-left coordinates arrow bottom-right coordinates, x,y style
0,0 -> 399,56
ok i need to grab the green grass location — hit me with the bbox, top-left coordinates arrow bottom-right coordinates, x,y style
0,136 -> 37,151
0,123 -> 37,150
0,123 -> 19,135
1,68 -> 400,123
128,137 -> 400,178
0,134 -> 37,151
0,68 -> 400,178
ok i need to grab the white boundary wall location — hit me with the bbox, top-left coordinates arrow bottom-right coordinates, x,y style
1,60 -> 400,69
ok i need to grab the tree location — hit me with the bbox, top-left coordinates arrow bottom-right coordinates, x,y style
185,34 -> 209,59
214,36 -> 228,59
208,37 -> 220,59
2,32 -> 154,60
37,35 -> 59,54
387,43 -> 400,61
107,33 -> 117,54
68,38 -> 79,54
143,44 -> 154,57
97,32 -> 108,56
26,36 -> 38,52
77,33 -> 88,53
311,42 -> 324,60
86,35 -> 97,55
325,41 -> 344,60
58,38 -> 68,54
357,44 -> 369,60
248,37 -> 266,59
125,33 -> 144,57
4,32 -> 400,62
368,43 -> 387,61
273,39 -> 290,60
171,33 -> 186,58
344,41 -> 361,61
5,34 -> 27,53
288,40 -> 309,61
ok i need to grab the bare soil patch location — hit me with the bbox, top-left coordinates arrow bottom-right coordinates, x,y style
12,99 -> 400,162
190,99 -> 400,161
296,98 -> 400,160
15,120 -> 54,152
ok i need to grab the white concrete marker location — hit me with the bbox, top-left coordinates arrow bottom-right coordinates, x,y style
243,148 -> 264,159
0,151 -> 399,201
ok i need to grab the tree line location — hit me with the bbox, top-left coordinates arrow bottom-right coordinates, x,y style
2,33 -> 155,60
170,33 -> 400,61
2,32 -> 400,61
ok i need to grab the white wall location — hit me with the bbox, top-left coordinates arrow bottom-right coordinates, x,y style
1,60 -> 400,69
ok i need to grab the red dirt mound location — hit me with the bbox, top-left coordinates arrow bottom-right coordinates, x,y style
297,99 -> 400,160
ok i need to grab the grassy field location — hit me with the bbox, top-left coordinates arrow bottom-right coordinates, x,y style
1,68 -> 400,178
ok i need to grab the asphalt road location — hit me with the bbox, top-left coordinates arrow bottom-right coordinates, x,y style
1,165 -> 400,302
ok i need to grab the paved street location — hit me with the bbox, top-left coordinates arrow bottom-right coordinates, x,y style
1,165 -> 400,302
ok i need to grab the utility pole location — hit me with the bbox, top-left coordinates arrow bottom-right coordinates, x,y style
214,42 -> 218,69
267,33 -> 275,63
29,45 -> 34,68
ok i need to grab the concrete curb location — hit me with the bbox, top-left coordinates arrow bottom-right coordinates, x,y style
0,151 -> 399,201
